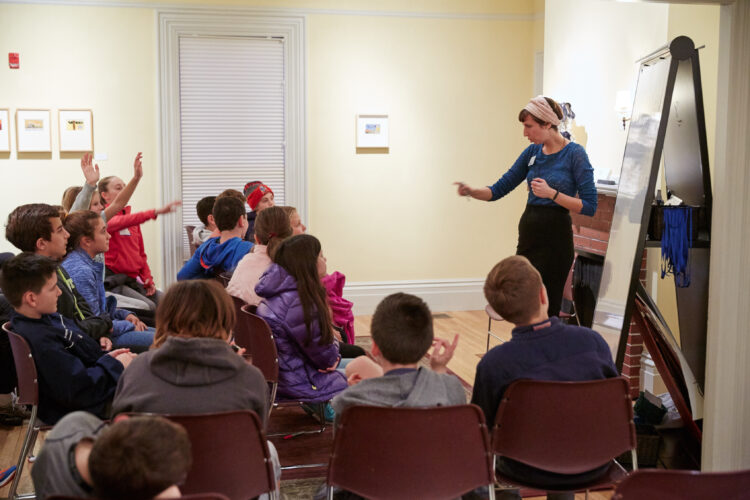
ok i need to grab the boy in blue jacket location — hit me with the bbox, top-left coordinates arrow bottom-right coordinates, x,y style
177,196 -> 253,280
1,253 -> 135,424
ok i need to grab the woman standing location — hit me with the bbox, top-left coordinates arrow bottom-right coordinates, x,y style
456,96 -> 597,317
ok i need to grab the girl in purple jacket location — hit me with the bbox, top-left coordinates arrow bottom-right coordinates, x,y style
255,234 -> 347,412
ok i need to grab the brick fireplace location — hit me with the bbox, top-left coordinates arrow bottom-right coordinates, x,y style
571,192 -> 645,399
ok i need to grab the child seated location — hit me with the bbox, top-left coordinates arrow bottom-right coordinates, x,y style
226,206 -> 292,306
281,205 -> 356,345
32,412 -> 190,500
99,173 -> 181,303
332,293 -> 464,425
6,203 -> 113,343
192,195 -> 217,247
255,234 -> 346,404
0,253 -> 135,424
177,196 -> 253,280
62,211 -> 155,353
243,181 -> 275,242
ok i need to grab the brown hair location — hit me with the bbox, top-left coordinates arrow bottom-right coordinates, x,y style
153,280 -> 235,348
371,293 -> 434,364
518,96 -> 563,131
89,416 -> 191,500
0,252 -> 58,307
273,234 -> 333,346
254,206 -> 292,259
61,186 -> 83,213
484,255 -> 543,325
212,196 -> 246,232
280,206 -> 297,219
5,203 -> 60,252
64,210 -> 100,252
216,189 -> 246,204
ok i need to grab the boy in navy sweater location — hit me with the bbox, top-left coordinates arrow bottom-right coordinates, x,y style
471,255 -> 617,500
1,253 -> 135,424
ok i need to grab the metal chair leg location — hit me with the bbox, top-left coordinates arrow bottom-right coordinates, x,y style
8,406 -> 39,500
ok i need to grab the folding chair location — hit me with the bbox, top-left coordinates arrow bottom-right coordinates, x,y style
3,322 -> 42,500
49,495 -> 231,500
326,405 -> 496,500
492,377 -> 637,498
234,303 -> 278,416
485,304 -> 505,352
236,306 -> 328,451
612,468 -> 750,500
185,225 -> 198,256
165,411 -> 277,500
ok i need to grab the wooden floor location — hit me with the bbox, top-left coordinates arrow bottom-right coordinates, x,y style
1,310 -> 613,499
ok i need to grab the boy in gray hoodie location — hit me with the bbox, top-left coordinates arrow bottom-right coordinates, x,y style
331,292 -> 465,425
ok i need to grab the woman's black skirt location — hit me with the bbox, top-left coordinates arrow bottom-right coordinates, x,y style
516,204 -> 574,318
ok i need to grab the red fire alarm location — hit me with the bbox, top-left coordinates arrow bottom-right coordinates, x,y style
9,53 -> 19,69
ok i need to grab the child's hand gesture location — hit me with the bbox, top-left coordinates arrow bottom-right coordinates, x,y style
81,153 -> 100,187
430,334 -> 459,374
156,200 -> 182,215
133,152 -> 143,180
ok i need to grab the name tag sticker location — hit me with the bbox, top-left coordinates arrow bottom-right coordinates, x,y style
528,155 -> 536,166
119,228 -> 131,236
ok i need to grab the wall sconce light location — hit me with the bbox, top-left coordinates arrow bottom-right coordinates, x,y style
615,90 -> 633,130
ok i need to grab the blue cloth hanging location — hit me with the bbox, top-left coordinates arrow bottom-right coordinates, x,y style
660,206 -> 693,287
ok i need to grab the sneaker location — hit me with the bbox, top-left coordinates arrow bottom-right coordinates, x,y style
300,402 -> 336,423
0,466 -> 17,488
323,402 -> 335,423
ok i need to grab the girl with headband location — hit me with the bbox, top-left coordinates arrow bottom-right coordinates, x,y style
455,96 -> 597,317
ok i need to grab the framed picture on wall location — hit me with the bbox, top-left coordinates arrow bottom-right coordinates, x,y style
16,109 -> 51,152
59,109 -> 93,152
0,109 -> 9,152
356,114 -> 389,148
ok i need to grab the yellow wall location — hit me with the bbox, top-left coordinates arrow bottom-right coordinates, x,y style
306,14 -> 533,280
0,3 -> 161,279
0,1 -> 537,286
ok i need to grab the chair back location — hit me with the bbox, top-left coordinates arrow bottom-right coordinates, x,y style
492,377 -> 635,475
217,271 -> 232,288
185,225 -> 198,256
3,322 -> 38,406
166,410 -> 275,500
236,306 -> 279,384
49,495 -> 231,500
49,495 -> 230,500
612,468 -> 750,500
328,405 -> 495,500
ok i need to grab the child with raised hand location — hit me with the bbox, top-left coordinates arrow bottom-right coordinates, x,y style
65,152 -> 143,221
62,211 -> 155,353
332,293 -> 464,422
99,171 -> 181,302
227,206 -> 292,306
255,234 -> 347,407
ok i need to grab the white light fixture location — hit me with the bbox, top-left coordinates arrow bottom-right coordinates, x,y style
615,90 -> 633,130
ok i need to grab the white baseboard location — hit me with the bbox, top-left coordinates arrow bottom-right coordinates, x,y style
343,278 -> 486,316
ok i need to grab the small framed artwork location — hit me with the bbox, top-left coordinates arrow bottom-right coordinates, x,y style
16,109 -> 51,152
59,109 -> 94,152
0,109 -> 9,152
356,114 -> 389,148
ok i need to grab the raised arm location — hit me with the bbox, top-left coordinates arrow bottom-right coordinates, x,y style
103,152 -> 144,221
70,153 -> 100,212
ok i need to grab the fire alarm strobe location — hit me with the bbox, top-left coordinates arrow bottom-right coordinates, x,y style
9,53 -> 19,69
